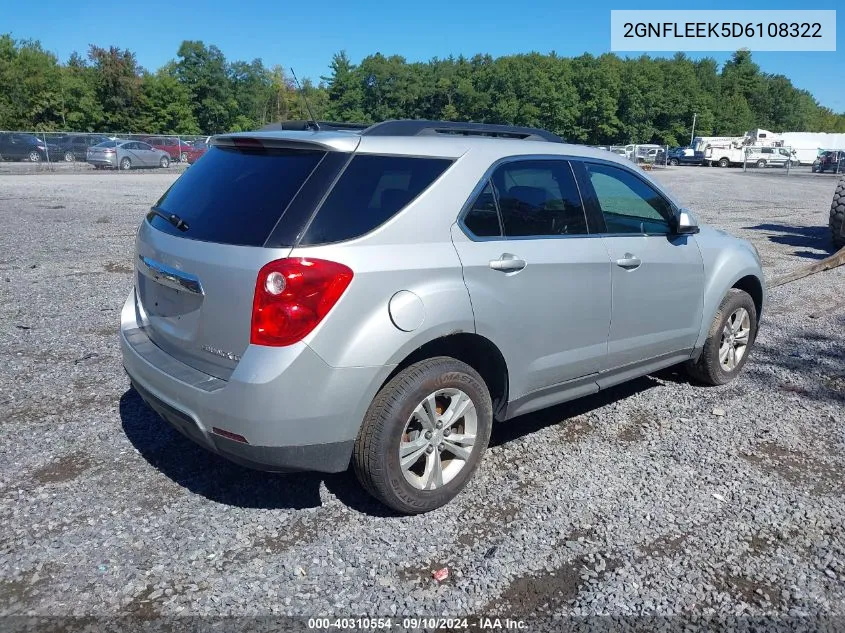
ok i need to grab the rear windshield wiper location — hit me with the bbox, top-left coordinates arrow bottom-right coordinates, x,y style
148,206 -> 189,232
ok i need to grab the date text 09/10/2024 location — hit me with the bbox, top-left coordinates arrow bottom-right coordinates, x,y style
307,617 -> 528,630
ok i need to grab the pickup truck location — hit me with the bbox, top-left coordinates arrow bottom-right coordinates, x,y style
667,147 -> 703,166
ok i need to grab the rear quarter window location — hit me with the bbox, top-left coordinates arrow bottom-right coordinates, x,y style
150,146 -> 326,246
300,155 -> 452,245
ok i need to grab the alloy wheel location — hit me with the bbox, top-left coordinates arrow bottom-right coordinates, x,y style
399,388 -> 477,490
719,307 -> 751,371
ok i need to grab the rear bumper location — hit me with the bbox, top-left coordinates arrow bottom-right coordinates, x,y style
87,157 -> 117,167
120,289 -> 389,473
129,378 -> 354,472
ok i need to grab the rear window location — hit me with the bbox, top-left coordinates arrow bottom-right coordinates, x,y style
149,146 -> 325,246
96,141 -> 118,148
300,155 -> 452,245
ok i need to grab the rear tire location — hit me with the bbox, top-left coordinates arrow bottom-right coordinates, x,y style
353,357 -> 493,514
718,158 -> 729,168
64,151 -> 75,162
669,158 -> 679,166
686,289 -> 758,386
29,150 -> 41,162
756,159 -> 766,168
830,176 -> 845,250
120,157 -> 131,171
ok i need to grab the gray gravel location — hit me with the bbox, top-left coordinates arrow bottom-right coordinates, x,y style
0,165 -> 843,625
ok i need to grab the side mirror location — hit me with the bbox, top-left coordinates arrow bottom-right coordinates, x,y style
674,208 -> 700,235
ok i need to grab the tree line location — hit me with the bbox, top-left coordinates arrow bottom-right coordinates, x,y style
1,34 -> 843,146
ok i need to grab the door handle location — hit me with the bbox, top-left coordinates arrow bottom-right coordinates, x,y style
489,253 -> 527,273
615,253 -> 642,270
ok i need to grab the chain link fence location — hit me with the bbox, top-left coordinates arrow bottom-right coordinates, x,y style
0,130 -> 211,173
596,144 -> 670,169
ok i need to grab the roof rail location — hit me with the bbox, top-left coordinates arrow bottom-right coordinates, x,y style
260,120 -> 370,132
361,120 -> 565,143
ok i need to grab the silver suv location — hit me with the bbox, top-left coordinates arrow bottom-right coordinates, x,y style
121,120 -> 765,514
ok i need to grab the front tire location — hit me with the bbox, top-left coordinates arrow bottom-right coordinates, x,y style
830,176 -> 845,250
29,150 -> 41,162
669,158 -> 679,166
686,289 -> 758,386
756,159 -> 766,168
353,357 -> 493,514
64,151 -> 75,162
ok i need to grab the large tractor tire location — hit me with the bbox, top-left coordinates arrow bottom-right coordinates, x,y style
831,176 -> 845,251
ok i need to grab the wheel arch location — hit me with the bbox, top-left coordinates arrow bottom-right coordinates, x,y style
381,333 -> 509,421
731,274 -> 764,322
693,242 -> 766,354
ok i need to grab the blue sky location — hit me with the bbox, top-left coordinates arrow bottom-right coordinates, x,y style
4,0 -> 843,111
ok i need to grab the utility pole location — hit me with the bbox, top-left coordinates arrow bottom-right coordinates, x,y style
690,113 -> 697,147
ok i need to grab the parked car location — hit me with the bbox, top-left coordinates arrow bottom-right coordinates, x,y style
746,146 -> 799,168
121,120 -> 765,514
0,132 -> 61,162
813,150 -> 845,173
87,140 -> 171,170
185,140 -> 209,164
142,136 -> 194,162
55,134 -> 111,162
667,147 -> 704,166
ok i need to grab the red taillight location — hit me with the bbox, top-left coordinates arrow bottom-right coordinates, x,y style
250,258 -> 353,347
104,149 -> 115,154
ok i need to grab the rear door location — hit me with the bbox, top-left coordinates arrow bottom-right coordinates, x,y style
135,142 -> 156,166
122,142 -> 145,166
575,160 -> 704,372
452,158 -> 611,400
134,143 -> 340,378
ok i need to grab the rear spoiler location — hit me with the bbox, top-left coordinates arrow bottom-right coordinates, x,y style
212,132 -> 360,153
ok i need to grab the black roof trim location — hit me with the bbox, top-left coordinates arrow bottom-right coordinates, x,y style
361,120 -> 565,143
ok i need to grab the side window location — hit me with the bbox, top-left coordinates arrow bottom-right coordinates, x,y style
137,142 -> 152,150
463,182 -> 502,237
491,160 -> 587,237
585,162 -> 674,235
300,155 -> 452,245
761,148 -> 773,154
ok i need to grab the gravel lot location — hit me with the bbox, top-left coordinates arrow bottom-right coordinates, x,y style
1,165 -> 843,627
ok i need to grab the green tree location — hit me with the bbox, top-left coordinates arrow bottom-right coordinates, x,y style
137,65 -> 200,134
87,44 -> 142,131
59,52 -> 104,131
175,41 -> 235,133
0,35 -> 63,130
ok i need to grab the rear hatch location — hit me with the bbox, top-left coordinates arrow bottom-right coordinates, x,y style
134,137 -> 355,379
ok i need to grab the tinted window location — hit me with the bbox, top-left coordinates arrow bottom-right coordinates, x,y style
137,142 -> 153,150
585,162 -> 673,235
301,155 -> 452,245
150,146 -> 325,246
463,182 -> 502,237
491,160 -> 587,237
